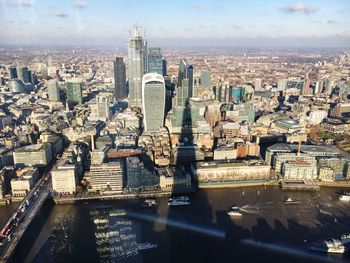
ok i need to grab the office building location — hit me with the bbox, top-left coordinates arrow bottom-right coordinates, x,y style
10,168 -> 39,197
148,47 -> 163,74
128,26 -> 145,107
282,160 -> 318,181
278,79 -> 288,91
13,144 -> 53,168
177,58 -> 194,107
9,66 -> 17,79
96,96 -> 110,120
16,66 -> 30,83
47,80 -> 60,102
89,161 -> 124,193
255,79 -> 262,91
113,57 -> 127,100
142,73 -> 166,132
67,82 -> 83,104
200,71 -> 211,88
162,58 -> 167,76
51,163 -> 78,194
8,79 -> 26,93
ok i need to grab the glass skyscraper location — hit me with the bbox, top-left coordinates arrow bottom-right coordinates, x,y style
142,73 -> 165,132
148,47 -> 163,75
48,80 -> 60,102
66,82 -> 82,104
128,26 -> 145,107
9,66 -> 17,79
177,58 -> 194,107
113,57 -> 126,101
17,66 -> 30,83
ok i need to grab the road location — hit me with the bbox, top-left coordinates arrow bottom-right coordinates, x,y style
0,172 -> 51,263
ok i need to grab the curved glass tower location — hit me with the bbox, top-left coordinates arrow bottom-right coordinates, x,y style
142,73 -> 165,132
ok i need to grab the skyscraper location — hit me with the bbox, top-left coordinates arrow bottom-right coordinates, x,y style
278,79 -> 288,91
66,82 -> 82,104
162,58 -> 167,76
96,96 -> 110,120
9,66 -> 17,79
113,57 -> 126,100
177,58 -> 194,107
17,66 -> 30,83
128,26 -> 145,107
48,80 -> 60,102
142,73 -> 165,132
143,38 -> 148,74
148,47 -> 163,75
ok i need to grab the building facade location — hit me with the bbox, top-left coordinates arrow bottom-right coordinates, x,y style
148,47 -> 163,75
177,58 -> 194,107
48,80 -> 60,102
113,57 -> 127,100
128,27 -> 145,107
66,82 -> 82,104
142,73 -> 166,132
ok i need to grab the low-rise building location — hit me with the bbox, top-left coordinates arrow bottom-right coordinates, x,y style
13,143 -> 53,168
88,161 -> 124,194
11,168 -> 39,197
193,161 -> 271,184
282,160 -> 318,181
51,163 -> 77,195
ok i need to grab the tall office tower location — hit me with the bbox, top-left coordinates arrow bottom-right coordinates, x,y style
143,38 -> 148,74
325,78 -> 334,94
255,78 -> 262,91
315,80 -> 324,94
96,96 -> 110,120
177,58 -> 194,107
148,47 -> 163,74
48,80 -> 60,102
128,26 -> 145,107
17,66 -> 30,83
113,57 -> 127,100
162,58 -> 167,76
200,71 -> 211,88
9,66 -> 17,79
278,79 -> 288,91
66,82 -> 83,104
30,71 -> 38,85
142,73 -> 165,132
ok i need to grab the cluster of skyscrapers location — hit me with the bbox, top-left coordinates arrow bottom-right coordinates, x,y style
113,26 -> 170,132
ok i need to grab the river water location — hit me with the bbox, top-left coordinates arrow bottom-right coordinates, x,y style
5,186 -> 350,263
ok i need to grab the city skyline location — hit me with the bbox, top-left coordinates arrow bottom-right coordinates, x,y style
0,0 -> 350,47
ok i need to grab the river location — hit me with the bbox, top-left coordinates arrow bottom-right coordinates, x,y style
4,186 -> 350,262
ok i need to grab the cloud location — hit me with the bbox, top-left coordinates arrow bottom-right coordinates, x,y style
74,0 -> 88,9
53,12 -> 68,18
193,3 -> 204,10
280,3 -> 318,14
198,25 -> 206,29
327,20 -> 338,24
6,0 -> 32,7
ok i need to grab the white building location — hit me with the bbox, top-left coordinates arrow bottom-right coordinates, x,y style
51,164 -> 77,194
11,168 -> 39,197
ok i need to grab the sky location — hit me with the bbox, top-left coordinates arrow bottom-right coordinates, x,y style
0,0 -> 350,47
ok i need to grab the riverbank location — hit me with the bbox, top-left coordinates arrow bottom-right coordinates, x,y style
198,179 -> 278,189
53,191 -> 186,204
